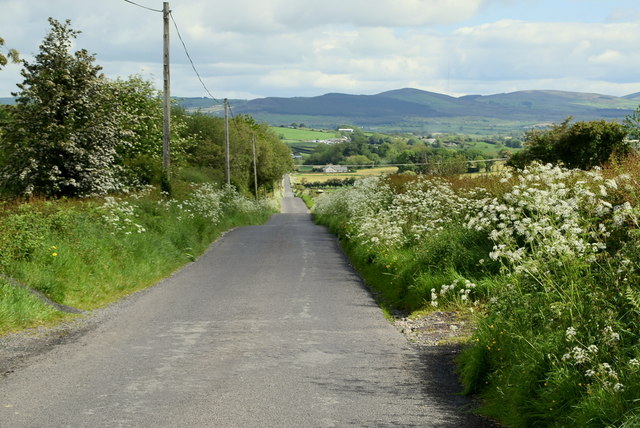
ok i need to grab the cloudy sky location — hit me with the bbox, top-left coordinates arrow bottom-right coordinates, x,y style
1,0 -> 639,99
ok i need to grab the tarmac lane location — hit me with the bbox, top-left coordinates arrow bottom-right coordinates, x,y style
0,176 -> 494,427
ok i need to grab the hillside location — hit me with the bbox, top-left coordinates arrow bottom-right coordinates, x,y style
213,88 -> 640,134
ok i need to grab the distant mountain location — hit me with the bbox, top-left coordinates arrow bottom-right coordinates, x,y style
224,88 -> 640,134
235,88 -> 639,121
174,97 -> 248,113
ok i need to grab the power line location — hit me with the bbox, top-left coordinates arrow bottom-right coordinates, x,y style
123,1 -> 221,103
169,12 -> 220,103
123,0 -> 163,13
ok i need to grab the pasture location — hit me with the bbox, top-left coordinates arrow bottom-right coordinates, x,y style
271,126 -> 340,143
292,166 -> 398,184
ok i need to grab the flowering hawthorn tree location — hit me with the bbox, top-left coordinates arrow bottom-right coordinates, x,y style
0,36 -> 19,69
0,19 -> 126,197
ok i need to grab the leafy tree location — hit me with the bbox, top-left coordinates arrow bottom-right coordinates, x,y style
181,113 -> 292,194
504,139 -> 522,149
110,87 -> 192,188
624,104 -> 640,146
0,105 -> 13,128
305,143 -> 346,166
0,36 -> 19,69
554,120 -> 628,169
508,118 -> 629,170
255,123 -> 294,191
0,19 -> 125,197
342,154 -> 372,167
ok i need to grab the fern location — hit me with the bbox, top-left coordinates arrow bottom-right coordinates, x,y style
625,286 -> 640,314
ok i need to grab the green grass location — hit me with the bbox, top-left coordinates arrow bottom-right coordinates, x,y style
0,278 -> 65,333
0,185 -> 275,335
257,114 -> 548,136
315,215 -> 496,313
465,141 -> 509,157
271,126 -> 339,142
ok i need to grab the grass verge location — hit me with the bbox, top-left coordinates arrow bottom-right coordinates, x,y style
0,184 -> 275,335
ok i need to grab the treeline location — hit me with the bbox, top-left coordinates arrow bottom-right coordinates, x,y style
303,129 -> 505,174
0,19 -> 292,199
301,178 -> 356,188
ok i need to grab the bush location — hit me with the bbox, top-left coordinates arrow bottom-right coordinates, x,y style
508,118 -> 630,170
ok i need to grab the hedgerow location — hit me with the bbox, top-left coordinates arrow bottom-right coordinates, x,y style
313,158 -> 640,427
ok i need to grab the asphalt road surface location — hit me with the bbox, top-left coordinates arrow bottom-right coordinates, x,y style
0,177 -> 494,427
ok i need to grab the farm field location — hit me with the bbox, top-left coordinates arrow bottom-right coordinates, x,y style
292,166 -> 398,184
464,140 -> 510,157
271,126 -> 340,143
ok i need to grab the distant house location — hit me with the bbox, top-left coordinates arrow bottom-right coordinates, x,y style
322,164 -> 349,173
338,128 -> 354,133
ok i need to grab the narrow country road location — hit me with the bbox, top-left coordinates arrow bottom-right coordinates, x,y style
0,176 -> 493,427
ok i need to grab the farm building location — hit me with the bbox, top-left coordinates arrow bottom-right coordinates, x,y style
322,165 -> 349,173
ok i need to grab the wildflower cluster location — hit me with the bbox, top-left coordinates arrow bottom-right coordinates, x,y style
100,197 -> 147,235
430,279 -> 478,308
466,163 -> 633,273
315,176 -> 469,250
100,183 -> 270,235
560,324 -> 634,396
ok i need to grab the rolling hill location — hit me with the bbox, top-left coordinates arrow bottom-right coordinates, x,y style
228,88 -> 639,134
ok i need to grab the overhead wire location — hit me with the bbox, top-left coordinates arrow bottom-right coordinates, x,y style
123,0 -> 163,13
169,11 -> 220,103
123,0 -> 221,103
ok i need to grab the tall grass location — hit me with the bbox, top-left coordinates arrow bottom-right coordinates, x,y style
0,184 -> 275,334
313,158 -> 640,427
0,278 -> 64,331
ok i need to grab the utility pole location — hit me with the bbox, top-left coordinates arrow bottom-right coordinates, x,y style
252,135 -> 258,199
224,98 -> 230,185
162,2 -> 171,177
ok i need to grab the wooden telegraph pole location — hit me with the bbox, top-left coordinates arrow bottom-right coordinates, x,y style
252,135 -> 258,199
224,98 -> 231,185
162,2 -> 171,177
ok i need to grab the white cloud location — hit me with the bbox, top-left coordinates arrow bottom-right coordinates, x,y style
1,0 -> 640,99
588,49 -> 624,65
448,20 -> 640,83
182,0 -> 492,33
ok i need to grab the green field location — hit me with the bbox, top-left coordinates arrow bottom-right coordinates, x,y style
292,166 -> 398,184
271,126 -> 340,143
464,140 -> 515,157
